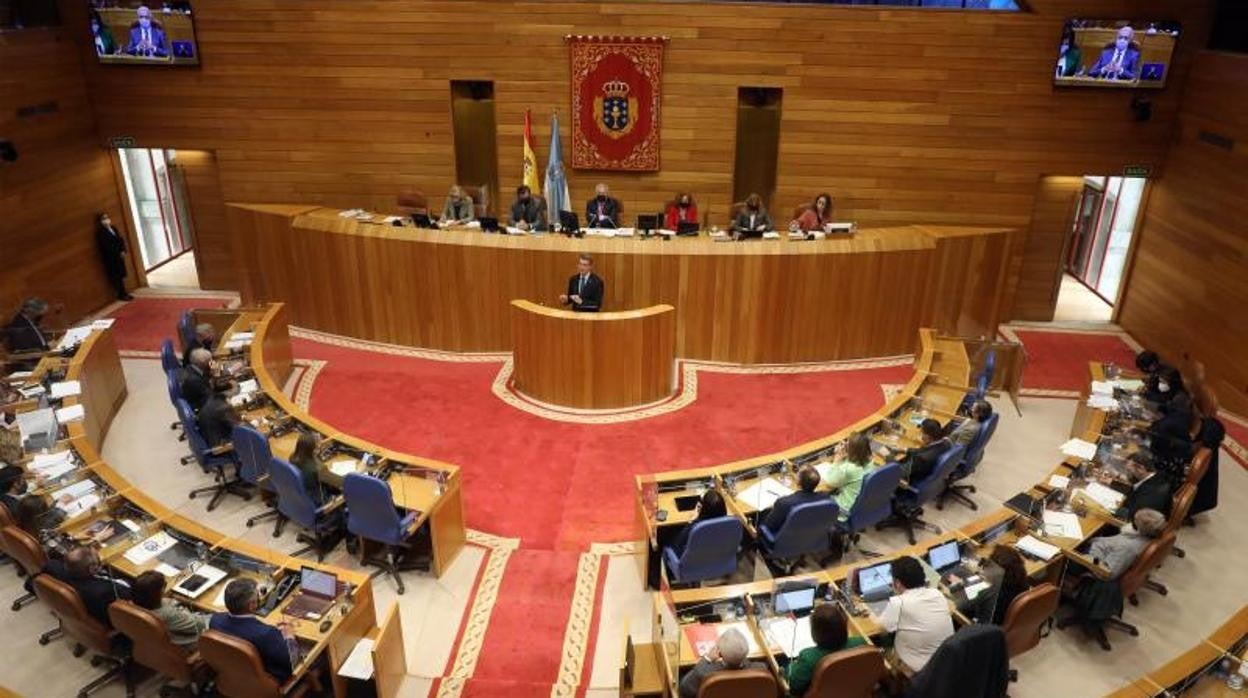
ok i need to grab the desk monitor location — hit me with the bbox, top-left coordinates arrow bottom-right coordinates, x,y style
636,214 -> 658,232
411,213 -> 436,229
90,2 -> 202,67
1053,19 -> 1180,89
559,210 -> 580,232
774,586 -> 817,615
856,563 -> 893,602
676,221 -> 700,236
927,540 -> 960,573
479,216 -> 500,232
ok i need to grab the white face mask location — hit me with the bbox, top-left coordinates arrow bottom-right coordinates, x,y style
1158,382 -> 1170,393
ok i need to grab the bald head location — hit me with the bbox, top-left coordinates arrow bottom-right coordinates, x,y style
716,628 -> 749,668
66,546 -> 99,579
188,347 -> 212,368
195,323 -> 216,341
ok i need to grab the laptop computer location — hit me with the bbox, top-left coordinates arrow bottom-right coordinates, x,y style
855,562 -> 894,616
410,213 -> 436,229
283,567 -> 339,620
976,519 -> 1013,546
927,540 -> 973,586
673,495 -> 701,512
479,216 -> 500,232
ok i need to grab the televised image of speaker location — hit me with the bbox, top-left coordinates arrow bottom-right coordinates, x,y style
0,140 -> 16,163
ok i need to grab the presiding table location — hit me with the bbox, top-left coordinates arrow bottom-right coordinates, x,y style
510,299 -> 676,409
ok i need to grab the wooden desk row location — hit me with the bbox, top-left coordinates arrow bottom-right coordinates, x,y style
1105,606 -> 1248,697
226,203 -> 1011,364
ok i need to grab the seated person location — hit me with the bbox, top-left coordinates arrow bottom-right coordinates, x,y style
948,400 -> 993,447
1085,508 -> 1167,579
1142,365 -> 1184,408
197,392 -> 241,449
678,627 -> 766,698
896,418 -> 952,483
585,183 -> 621,228
4,298 -> 53,354
508,185 -> 547,232
0,464 -> 28,516
668,489 -> 727,557
664,193 -> 698,230
288,431 -> 326,505
62,546 -> 132,628
762,465 -> 826,532
1147,391 -> 1196,467
15,494 -> 62,538
785,604 -> 867,696
210,579 -> 295,683
180,348 -> 221,412
125,5 -> 168,57
1133,350 -> 1167,378
440,186 -> 475,225
1115,455 -> 1173,520
966,545 -> 1030,625
1086,26 -> 1140,80
732,194 -> 771,238
182,322 -> 218,366
790,193 -> 834,233
878,555 -> 954,675
132,570 -> 209,649
820,433 -> 873,518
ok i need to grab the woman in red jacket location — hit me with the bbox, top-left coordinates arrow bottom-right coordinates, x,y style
663,193 -> 698,230
791,192 -> 834,232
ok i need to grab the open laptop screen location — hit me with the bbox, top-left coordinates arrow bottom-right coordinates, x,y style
300,567 -> 337,599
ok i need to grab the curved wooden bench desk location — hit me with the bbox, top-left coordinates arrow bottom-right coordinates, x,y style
226,204 -> 1011,364
510,299 -> 676,409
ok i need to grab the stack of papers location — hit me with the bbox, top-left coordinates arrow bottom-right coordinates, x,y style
1042,510 -> 1084,539
965,580 -> 992,600
1048,474 -> 1071,489
49,381 -> 82,399
90,318 -> 116,330
1060,438 -> 1098,460
764,615 -> 816,656
17,384 -> 45,399
53,479 -> 100,516
55,403 -> 86,424
236,379 -> 259,396
1079,482 -> 1125,511
761,231 -> 781,240
338,208 -> 366,218
1015,535 -> 1061,561
57,325 -> 95,350
123,531 -> 177,565
1090,381 -> 1115,396
337,638 -> 377,680
30,450 -> 77,481
1111,378 -> 1145,391
734,477 -> 794,511
328,460 -> 359,477
1087,394 -> 1119,410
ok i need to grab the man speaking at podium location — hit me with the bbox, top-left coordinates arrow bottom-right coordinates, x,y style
558,254 -> 604,312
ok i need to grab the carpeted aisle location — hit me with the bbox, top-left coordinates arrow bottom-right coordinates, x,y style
1008,327 -> 1139,393
101,295 -> 234,354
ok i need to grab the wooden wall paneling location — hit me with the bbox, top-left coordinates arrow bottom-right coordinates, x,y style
1117,52 -> 1248,415
1,28 -> 127,321
1009,176 -> 1083,321
177,149 -> 234,290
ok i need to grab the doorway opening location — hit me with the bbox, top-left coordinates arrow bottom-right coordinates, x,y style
1054,175 -> 1147,323
117,147 -> 198,285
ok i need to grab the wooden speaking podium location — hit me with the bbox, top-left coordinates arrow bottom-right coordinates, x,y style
510,300 -> 676,410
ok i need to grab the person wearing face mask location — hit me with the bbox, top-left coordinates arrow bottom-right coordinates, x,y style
125,5 -> 169,58
1055,25 -> 1082,78
0,465 -> 30,517
89,10 -> 117,56
95,211 -> 132,301
509,185 -> 548,232
440,185 -> 476,226
732,193 -> 771,239
791,193 -> 835,233
585,183 -> 621,229
1143,365 -> 1184,407
1087,25 -> 1139,80
663,193 -> 699,230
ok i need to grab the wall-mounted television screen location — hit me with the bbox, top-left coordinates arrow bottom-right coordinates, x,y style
89,2 -> 199,66
1054,19 -> 1180,89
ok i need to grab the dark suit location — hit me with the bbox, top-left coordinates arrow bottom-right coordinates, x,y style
585,196 -> 621,228
96,225 -> 128,300
901,439 -> 952,483
197,395 -> 240,448
4,313 -> 49,353
564,273 -> 604,312
181,337 -> 214,368
762,490 -> 827,532
67,574 -> 132,628
509,196 -> 548,230
0,491 -> 21,518
291,454 -> 325,505
126,25 -> 168,57
179,364 -> 213,412
732,210 -> 772,237
209,613 -> 294,683
1119,474 -> 1173,519
1087,46 -> 1141,80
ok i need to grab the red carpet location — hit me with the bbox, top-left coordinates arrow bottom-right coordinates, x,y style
1008,328 -> 1138,393
102,295 -> 233,353
293,337 -> 911,550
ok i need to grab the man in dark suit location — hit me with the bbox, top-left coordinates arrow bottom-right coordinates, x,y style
180,348 -> 217,412
198,393 -> 241,449
1087,26 -> 1141,80
898,419 -> 952,483
558,254 -> 604,312
762,466 -> 827,532
125,5 -> 168,57
4,298 -> 52,354
95,212 -> 132,301
585,183 -> 621,229
210,579 -> 294,683
63,546 -> 131,628
508,185 -> 548,232
0,465 -> 27,516
181,323 -> 218,367
1116,457 -> 1173,520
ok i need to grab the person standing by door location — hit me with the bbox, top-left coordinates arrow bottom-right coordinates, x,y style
95,212 -> 133,301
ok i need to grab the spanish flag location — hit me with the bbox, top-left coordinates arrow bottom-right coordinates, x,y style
522,109 -> 541,196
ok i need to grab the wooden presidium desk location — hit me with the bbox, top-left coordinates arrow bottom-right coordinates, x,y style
510,300 -> 675,409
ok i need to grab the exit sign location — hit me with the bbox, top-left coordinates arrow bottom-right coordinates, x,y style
1123,165 -> 1152,177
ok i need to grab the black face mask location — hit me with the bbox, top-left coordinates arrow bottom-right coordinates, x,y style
597,195 -> 607,202
679,200 -> 689,207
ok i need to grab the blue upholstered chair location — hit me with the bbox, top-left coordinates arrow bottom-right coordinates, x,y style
177,311 -> 196,355
160,338 -> 180,373
231,424 -> 282,529
176,398 -> 250,511
758,499 -> 839,573
878,444 -> 966,545
343,473 -> 422,594
939,413 -> 999,511
960,349 -> 998,414
662,516 -> 743,585
268,457 -> 343,561
836,462 -> 904,558
165,365 -> 187,441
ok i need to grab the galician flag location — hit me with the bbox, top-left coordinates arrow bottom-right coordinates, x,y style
522,109 -> 541,196
544,111 -> 571,216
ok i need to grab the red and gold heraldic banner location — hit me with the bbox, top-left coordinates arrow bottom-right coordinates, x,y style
568,35 -> 667,172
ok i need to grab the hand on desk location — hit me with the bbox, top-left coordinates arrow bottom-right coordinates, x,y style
570,294 -> 583,305
558,293 -> 569,304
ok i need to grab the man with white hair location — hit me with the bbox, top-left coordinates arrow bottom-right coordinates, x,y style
678,627 -> 767,697
1088,25 -> 1140,80
179,347 -> 217,412
1088,507 -> 1167,579
440,185 -> 475,225
4,298 -> 52,354
182,322 -> 218,366
125,5 -> 169,57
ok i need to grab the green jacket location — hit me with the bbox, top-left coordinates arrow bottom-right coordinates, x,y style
786,635 -> 867,696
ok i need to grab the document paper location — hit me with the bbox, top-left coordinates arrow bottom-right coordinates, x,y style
734,477 -> 794,512
1059,438 -> 1098,461
49,381 -> 82,399
764,615 -> 816,656
337,638 -> 376,680
1042,510 -> 1084,539
1015,535 -> 1061,561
